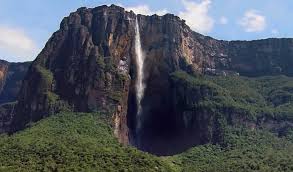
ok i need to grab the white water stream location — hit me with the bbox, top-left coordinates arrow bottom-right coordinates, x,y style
135,17 -> 145,130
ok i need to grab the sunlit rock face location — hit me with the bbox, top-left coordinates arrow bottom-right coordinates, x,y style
6,5 -> 293,155
11,6 -> 137,144
0,61 -> 9,97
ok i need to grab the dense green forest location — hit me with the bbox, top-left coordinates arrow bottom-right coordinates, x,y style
0,112 -> 172,171
1,72 -> 293,171
171,71 -> 293,122
0,112 -> 292,172
166,128 -> 293,172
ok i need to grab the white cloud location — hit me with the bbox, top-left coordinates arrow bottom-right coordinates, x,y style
0,26 -> 37,60
179,0 -> 214,34
124,5 -> 168,16
239,10 -> 266,32
219,16 -> 228,25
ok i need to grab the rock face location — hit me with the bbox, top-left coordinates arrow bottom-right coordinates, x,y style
0,61 -> 9,95
227,39 -> 293,76
0,60 -> 30,133
0,102 -> 17,133
0,60 -> 31,104
11,6 -> 135,145
6,5 -> 293,155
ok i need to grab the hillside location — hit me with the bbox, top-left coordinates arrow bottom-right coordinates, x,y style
1,66 -> 293,171
0,4 -> 293,171
0,112 -> 172,171
0,111 -> 292,171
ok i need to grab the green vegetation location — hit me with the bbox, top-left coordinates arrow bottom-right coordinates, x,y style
171,71 -> 293,122
210,75 -> 293,121
34,65 -> 71,114
0,112 -> 173,172
45,91 -> 72,114
1,71 -> 293,171
108,91 -> 123,102
168,71 -> 293,171
96,56 -> 106,69
0,112 -> 292,172
105,57 -> 116,73
166,128 -> 293,172
35,65 -> 53,92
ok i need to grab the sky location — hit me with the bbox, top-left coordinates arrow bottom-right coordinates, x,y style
0,0 -> 293,62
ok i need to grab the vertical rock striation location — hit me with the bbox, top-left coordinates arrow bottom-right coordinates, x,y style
0,60 -> 30,133
0,60 -> 31,104
4,4 -> 293,155
9,6 -> 144,146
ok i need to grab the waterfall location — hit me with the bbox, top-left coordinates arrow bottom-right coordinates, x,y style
135,17 -> 145,130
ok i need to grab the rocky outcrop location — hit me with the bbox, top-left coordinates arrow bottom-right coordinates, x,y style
0,61 -> 9,95
0,102 -> 16,133
11,6 -> 135,143
0,60 -> 30,133
227,39 -> 293,76
0,60 -> 31,104
6,5 -> 293,155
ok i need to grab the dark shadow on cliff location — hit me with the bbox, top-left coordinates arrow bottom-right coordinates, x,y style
126,57 -> 202,156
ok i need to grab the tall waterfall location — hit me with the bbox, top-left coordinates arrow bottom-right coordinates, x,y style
135,17 -> 145,130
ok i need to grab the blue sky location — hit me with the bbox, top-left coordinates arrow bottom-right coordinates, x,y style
0,0 -> 292,62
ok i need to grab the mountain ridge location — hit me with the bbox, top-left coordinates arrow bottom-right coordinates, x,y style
0,4 -> 293,156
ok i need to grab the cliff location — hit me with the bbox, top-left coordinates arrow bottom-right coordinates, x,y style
0,60 -> 31,104
12,6 -> 135,144
4,5 -> 293,155
0,60 -> 30,133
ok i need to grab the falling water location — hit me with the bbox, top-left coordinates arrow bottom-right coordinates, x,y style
135,17 -> 145,130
